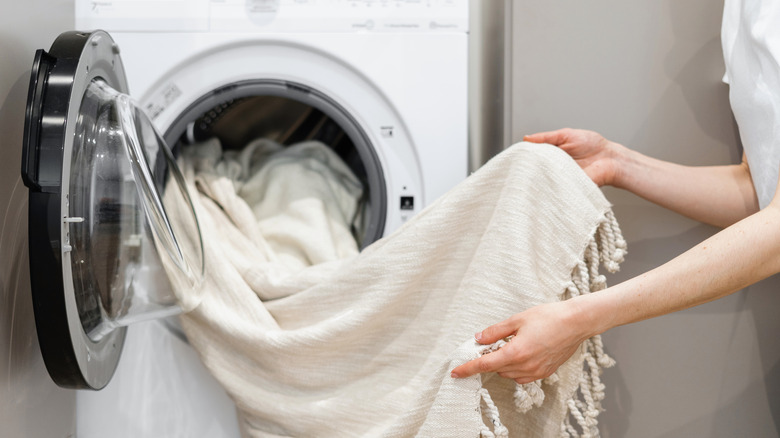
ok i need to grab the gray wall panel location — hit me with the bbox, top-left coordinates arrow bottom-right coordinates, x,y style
511,1 -> 779,436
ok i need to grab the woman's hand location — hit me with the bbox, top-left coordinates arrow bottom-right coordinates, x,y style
524,128 -> 624,187
450,300 -> 593,384
526,128 -> 758,227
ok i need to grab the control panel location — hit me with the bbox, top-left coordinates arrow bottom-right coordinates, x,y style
76,0 -> 468,33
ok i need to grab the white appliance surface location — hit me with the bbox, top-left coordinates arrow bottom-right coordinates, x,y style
75,1 -> 468,436
76,0 -> 468,33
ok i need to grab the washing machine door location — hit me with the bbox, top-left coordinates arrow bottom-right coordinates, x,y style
21,30 -> 204,389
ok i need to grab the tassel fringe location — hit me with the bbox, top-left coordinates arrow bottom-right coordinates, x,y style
558,210 -> 624,438
479,210 -> 626,437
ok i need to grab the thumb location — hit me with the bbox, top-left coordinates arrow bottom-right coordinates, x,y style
475,317 -> 520,345
523,129 -> 568,146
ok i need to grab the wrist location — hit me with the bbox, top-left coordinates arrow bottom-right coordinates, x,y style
565,292 -> 615,340
605,141 -> 634,190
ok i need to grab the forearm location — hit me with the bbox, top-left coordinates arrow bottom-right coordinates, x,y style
452,169 -> 776,382
576,200 -> 780,336
612,144 -> 759,228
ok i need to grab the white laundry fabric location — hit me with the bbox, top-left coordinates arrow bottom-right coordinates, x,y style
182,137 -> 364,270
164,140 -> 625,437
722,0 -> 780,208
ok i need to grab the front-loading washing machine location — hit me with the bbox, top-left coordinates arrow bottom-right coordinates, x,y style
22,1 -> 468,436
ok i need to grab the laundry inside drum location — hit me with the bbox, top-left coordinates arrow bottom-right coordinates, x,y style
172,94 -> 380,252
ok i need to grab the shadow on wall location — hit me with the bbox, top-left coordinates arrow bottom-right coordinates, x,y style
631,37 -> 740,165
743,279 -> 780,433
601,214 -> 780,437
654,279 -> 780,438
628,0 -> 738,166
0,69 -> 76,436
665,0 -> 741,160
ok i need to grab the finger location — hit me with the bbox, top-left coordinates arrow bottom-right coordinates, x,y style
523,129 -> 569,146
498,370 -> 524,379
450,348 -> 511,379
514,376 -> 537,385
475,317 -> 519,345
500,369 -> 546,384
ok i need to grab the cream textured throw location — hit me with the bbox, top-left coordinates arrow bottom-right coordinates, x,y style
166,140 -> 626,438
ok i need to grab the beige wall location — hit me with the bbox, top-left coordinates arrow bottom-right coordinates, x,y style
510,0 -> 779,436
0,0 -> 77,436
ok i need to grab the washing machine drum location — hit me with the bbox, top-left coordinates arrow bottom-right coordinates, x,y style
22,30 -> 204,389
163,79 -> 387,249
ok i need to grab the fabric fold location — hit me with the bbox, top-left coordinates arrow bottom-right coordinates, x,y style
163,141 -> 625,437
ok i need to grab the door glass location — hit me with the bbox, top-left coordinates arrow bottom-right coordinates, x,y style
69,79 -> 204,341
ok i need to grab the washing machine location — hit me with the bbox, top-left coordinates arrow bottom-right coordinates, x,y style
22,1 -> 468,436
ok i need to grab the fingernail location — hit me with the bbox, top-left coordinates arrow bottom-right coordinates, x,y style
450,372 -> 459,378
474,332 -> 482,342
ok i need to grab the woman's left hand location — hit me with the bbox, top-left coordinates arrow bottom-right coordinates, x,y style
450,300 -> 590,384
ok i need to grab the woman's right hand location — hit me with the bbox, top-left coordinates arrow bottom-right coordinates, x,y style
524,128 -> 623,187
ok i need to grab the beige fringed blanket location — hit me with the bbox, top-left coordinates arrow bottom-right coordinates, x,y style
165,140 -> 626,437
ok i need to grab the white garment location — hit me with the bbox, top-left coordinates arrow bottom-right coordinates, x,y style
722,0 -> 780,208
187,137 -> 364,270
165,141 -> 624,437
